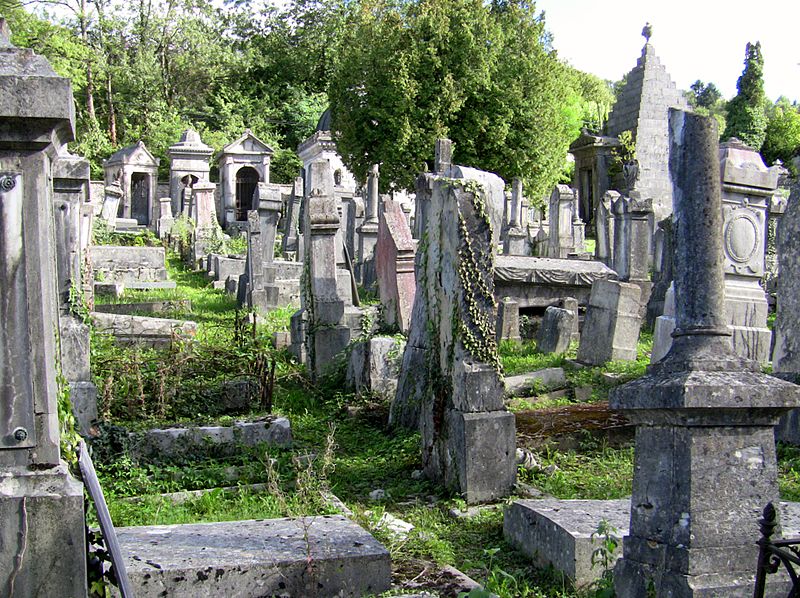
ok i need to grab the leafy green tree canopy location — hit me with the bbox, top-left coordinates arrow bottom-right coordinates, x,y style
329,0 -> 583,199
762,97 -> 800,170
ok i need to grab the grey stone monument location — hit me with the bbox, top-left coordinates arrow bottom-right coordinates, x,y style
496,297 -> 521,342
167,129 -> 212,217
611,109 -> 800,597
576,279 -> 642,365
503,178 -> 528,255
611,193 -> 653,310
281,175 -> 303,258
246,183 -> 283,313
537,306 -> 576,354
0,19 -> 87,595
357,164 -> 380,287
392,171 -> 515,503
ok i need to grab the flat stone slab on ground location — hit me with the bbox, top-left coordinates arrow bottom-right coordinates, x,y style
94,300 -> 191,315
115,515 -> 392,598
504,498 -> 800,588
504,367 -> 567,397
91,312 -> 196,347
129,417 -> 292,459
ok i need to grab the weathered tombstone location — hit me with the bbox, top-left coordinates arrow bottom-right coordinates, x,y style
357,164 -> 380,287
496,297 -> 521,342
246,183 -> 283,313
650,282 -> 676,363
718,138 -> 776,363
576,279 -> 642,365
156,196 -> 174,238
503,178 -> 528,255
100,181 -> 123,228
392,172 -> 515,503
561,296 -> 580,342
190,181 -> 217,267
376,197 -> 416,332
546,184 -> 582,258
611,109 -> 800,597
645,215 -> 674,328
346,337 -> 406,402
611,193 -> 653,309
0,19 -> 87,594
537,306 -> 576,354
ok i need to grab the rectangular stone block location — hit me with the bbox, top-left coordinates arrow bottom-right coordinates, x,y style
504,499 -> 629,587
116,515 -> 391,598
577,280 -> 642,365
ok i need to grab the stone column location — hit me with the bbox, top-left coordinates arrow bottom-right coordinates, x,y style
357,163 -> 380,287
503,178 -> 528,255
594,190 -> 617,266
0,20 -> 87,595
434,138 -> 452,174
306,162 -> 352,379
282,175 -> 303,258
611,109 -> 800,598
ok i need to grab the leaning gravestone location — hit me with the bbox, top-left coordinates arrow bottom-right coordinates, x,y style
392,169 -> 515,504
537,306 -> 575,354
0,19 -> 87,595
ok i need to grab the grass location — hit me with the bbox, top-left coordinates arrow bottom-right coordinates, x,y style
87,253 -> 800,598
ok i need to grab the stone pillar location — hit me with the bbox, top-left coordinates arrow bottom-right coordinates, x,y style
306,162 -> 351,379
503,178 -> 528,255
357,163 -> 380,287
414,171 -> 433,240
282,175 -> 303,258
248,183 -> 282,313
645,216 -> 674,328
434,138 -> 452,174
718,139 -> 776,364
156,196 -> 174,238
0,20 -> 87,595
611,109 -> 800,598
595,190 -> 618,266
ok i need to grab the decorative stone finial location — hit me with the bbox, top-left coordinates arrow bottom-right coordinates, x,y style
642,22 -> 652,42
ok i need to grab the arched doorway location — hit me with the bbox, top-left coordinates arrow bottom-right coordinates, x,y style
131,172 -> 149,225
235,166 -> 260,221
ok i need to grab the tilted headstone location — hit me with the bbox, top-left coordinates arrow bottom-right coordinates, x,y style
611,109 -> 800,598
100,182 -> 123,229
392,172 -> 515,503
576,279 -> 642,365
537,306 -> 576,354
376,197 -> 416,333
0,19 -> 87,595
645,215 -> 674,328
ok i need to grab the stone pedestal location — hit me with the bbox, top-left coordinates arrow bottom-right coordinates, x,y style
358,164 -> 380,288
246,184 -> 283,313
496,297 -> 521,342
537,306 -> 575,354
611,110 -> 800,598
546,184 -> 580,258
156,196 -> 174,238
376,197 -> 416,332
595,191 -> 618,266
0,20 -> 87,595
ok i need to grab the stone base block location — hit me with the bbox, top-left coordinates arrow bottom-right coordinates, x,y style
90,312 -> 197,348
504,498 -> 628,587
313,326 -> 352,378
504,367 -> 567,397
130,417 -> 292,460
124,280 -> 177,290
651,314 -> 676,363
729,324 -> 772,365
94,300 -> 192,316
441,410 -> 516,504
250,286 -> 280,313
346,337 -> 405,401
212,280 -> 226,290
115,515 -> 391,598
0,465 -> 87,597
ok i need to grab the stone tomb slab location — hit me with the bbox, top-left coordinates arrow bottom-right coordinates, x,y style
115,515 -> 392,598
504,498 -> 800,589
494,255 -> 617,309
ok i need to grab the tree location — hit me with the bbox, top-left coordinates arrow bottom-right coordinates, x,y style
762,97 -> 800,169
329,0 -> 581,199
723,41 -> 767,150
688,80 -> 722,109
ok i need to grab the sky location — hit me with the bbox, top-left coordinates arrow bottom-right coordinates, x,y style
535,0 -> 800,103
